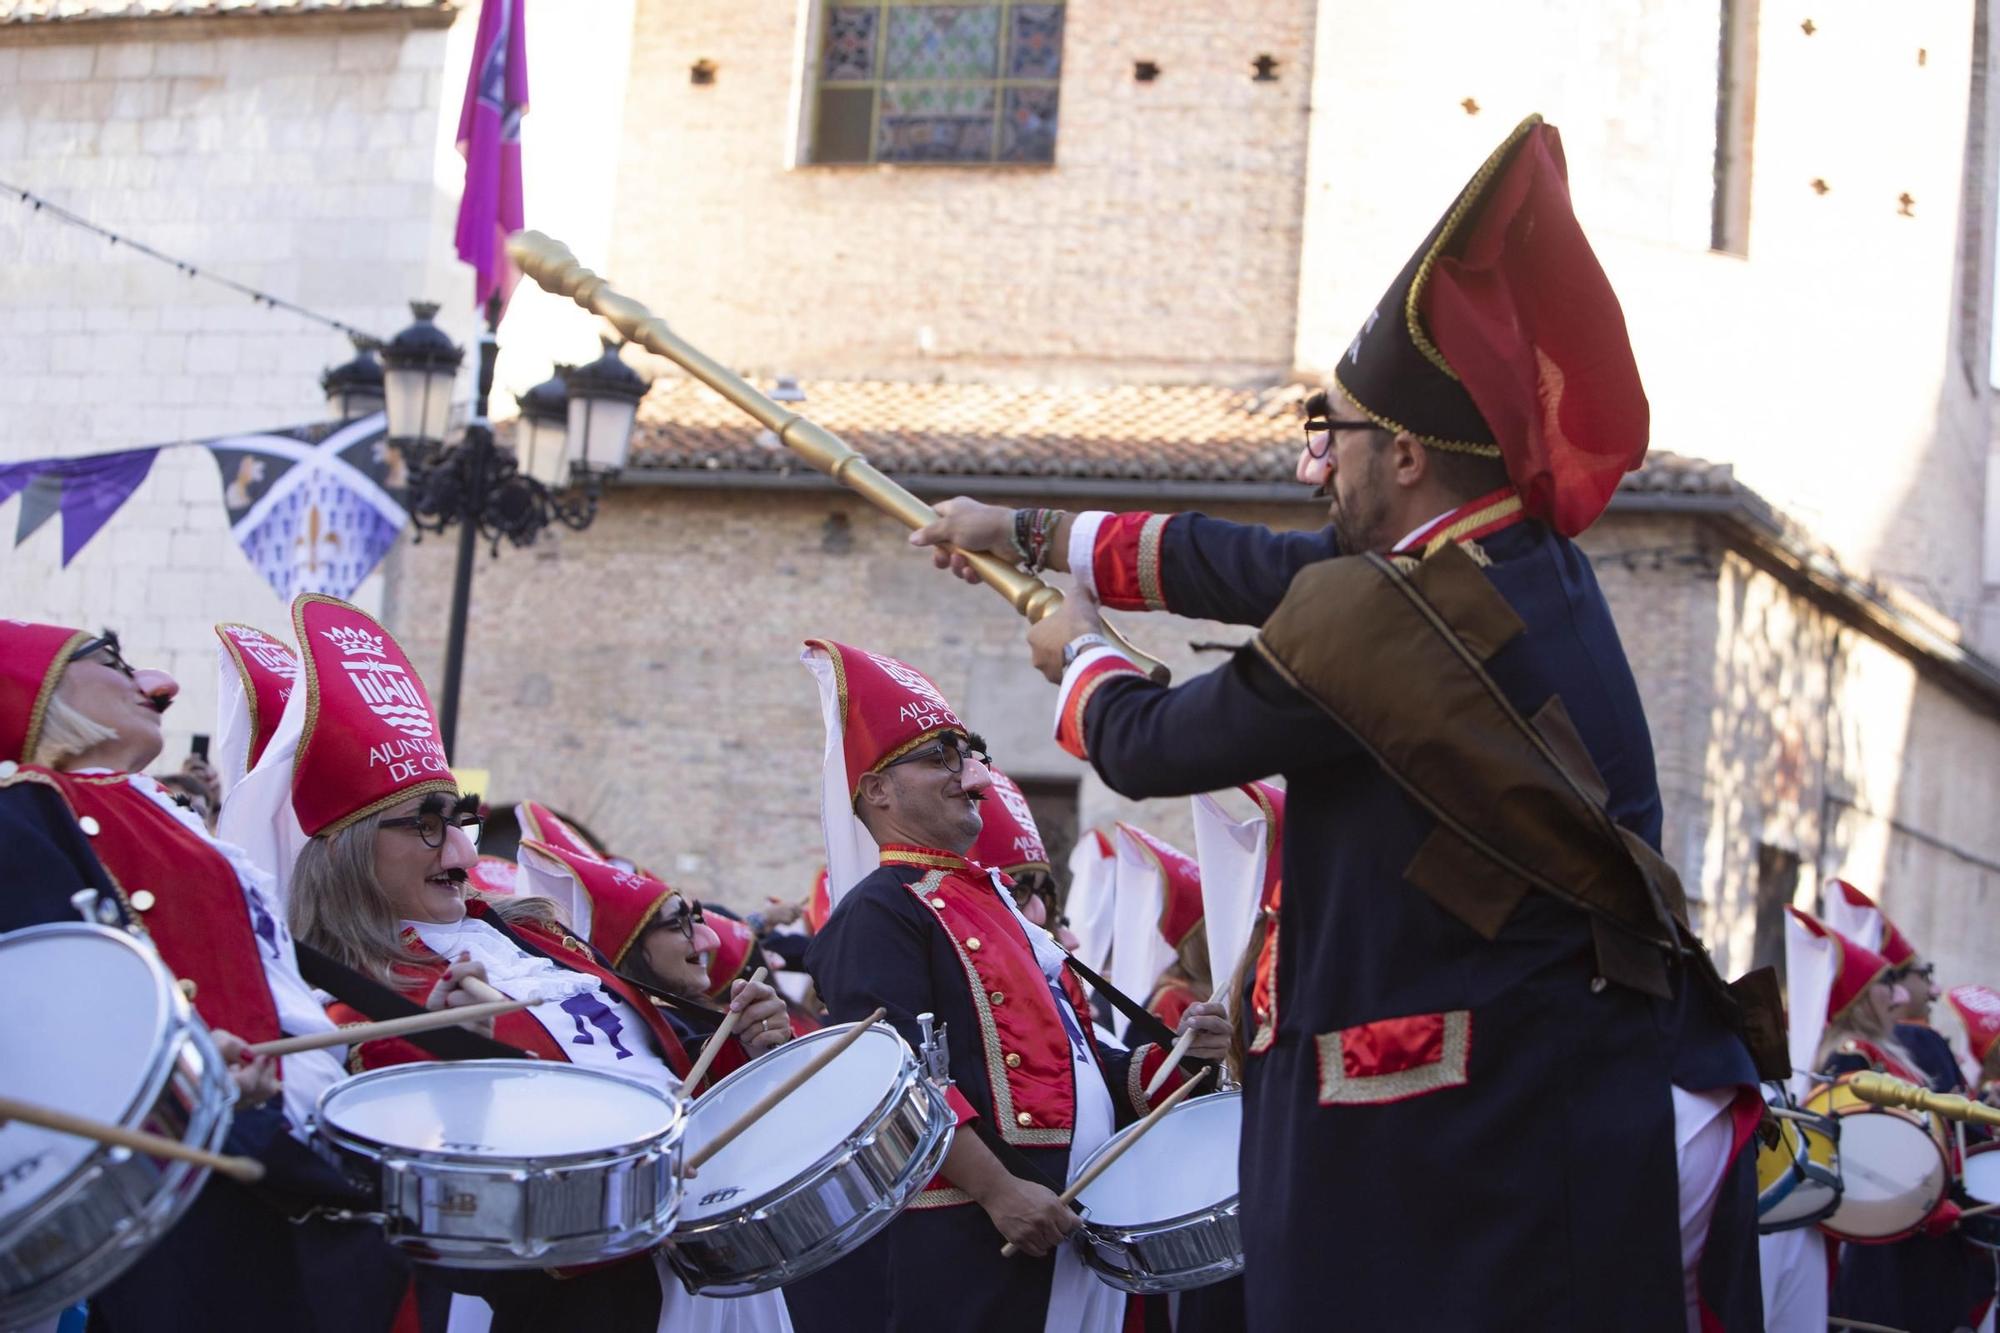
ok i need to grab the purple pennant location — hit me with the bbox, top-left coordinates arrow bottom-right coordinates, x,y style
0,448 -> 159,566
454,0 -> 529,314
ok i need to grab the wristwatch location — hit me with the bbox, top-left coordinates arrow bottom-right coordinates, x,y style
1061,632 -> 1109,668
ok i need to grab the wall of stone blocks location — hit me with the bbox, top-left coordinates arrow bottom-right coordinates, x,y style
606,0 -> 1319,385
0,16 -> 460,761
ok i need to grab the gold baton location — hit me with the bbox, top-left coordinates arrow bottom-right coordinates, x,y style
506,230 -> 1170,684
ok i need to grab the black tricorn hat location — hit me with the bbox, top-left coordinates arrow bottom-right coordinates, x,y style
1331,114 -> 1650,536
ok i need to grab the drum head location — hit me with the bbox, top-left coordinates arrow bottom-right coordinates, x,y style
1964,1144 -> 2000,1206
0,925 -> 173,1224
679,1024 -> 906,1222
1074,1090 -> 1241,1226
1822,1110 -> 1945,1240
318,1060 -> 680,1160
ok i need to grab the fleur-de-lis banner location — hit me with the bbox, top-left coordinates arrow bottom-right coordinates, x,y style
0,416 -> 406,601
205,413 -> 408,601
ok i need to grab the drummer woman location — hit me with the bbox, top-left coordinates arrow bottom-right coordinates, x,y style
1793,911 -> 1985,1333
260,596 -> 785,1332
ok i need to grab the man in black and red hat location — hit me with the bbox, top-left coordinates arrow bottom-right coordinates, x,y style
915,116 -> 1767,1330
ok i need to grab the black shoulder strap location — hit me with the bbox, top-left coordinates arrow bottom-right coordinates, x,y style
293,940 -> 528,1062
1061,952 -> 1207,1079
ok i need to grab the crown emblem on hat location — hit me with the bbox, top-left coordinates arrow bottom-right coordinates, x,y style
321,624 -> 388,659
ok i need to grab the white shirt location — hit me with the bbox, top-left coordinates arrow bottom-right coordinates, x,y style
407,916 -> 681,1100
124,773 -> 344,1132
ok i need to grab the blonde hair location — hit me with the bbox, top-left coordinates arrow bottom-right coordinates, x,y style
1815,983 -> 1917,1075
32,690 -> 120,769
289,807 -> 566,983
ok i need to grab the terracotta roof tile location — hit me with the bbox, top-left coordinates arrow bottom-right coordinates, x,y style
1,0 -> 450,23
626,374 -> 1734,496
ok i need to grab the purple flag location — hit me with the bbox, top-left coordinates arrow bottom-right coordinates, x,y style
0,448 -> 159,566
455,0 -> 529,316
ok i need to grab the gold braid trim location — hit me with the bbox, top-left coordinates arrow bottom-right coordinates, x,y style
1420,493 -> 1523,559
24,629 -> 92,764
1126,1041 -> 1159,1115
1329,367 -> 1502,458
1403,114 -> 1543,380
1136,513 -> 1172,612
612,887 -> 672,969
908,1185 -> 974,1209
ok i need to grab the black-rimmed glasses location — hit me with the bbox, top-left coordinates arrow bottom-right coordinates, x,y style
882,732 -> 992,776
381,795 -> 483,849
653,896 -> 706,944
68,630 -> 135,680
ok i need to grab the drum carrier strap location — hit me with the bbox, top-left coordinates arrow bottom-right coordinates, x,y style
295,941 -> 528,1062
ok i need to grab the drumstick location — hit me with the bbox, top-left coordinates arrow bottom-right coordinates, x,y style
1143,1029 -> 1198,1101
0,1094 -> 265,1185
1000,1067 -> 1211,1258
685,1007 -> 885,1172
1958,1200 -> 2000,1220
246,997 -> 536,1057
683,966 -> 769,1091
1828,1319 -> 1913,1333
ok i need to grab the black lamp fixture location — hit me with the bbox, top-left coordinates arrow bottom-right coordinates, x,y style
320,334 -> 387,421
362,299 -> 650,751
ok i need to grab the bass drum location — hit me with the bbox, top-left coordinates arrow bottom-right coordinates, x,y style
0,923 -> 237,1328
1070,1089 -> 1243,1293
1804,1074 -> 1949,1243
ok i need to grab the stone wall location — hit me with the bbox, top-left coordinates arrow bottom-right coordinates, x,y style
606,0 -> 1319,384
0,13 -> 457,754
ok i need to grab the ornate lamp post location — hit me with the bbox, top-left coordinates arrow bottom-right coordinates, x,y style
319,336 -> 386,421
376,300 -> 646,752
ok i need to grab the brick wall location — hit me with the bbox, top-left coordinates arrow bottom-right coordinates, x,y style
0,15 -> 456,755
605,0 -> 1319,385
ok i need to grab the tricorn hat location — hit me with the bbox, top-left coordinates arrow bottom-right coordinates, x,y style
1334,114 -> 1648,537
0,619 -> 90,764
213,622 -> 299,790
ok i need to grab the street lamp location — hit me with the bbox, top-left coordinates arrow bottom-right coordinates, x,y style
319,336 -> 386,421
368,300 -> 648,752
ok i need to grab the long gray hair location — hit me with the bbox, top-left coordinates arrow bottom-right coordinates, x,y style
289,806 -> 565,983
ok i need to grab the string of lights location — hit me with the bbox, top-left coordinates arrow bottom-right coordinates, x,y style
2,179 -> 383,346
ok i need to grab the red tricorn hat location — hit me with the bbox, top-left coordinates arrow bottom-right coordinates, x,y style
213,622 -> 299,781
1117,822 -> 1204,948
1822,879 -> 1916,968
972,768 -> 1050,879
1947,985 -> 2000,1063
1334,115 -> 1648,537
520,837 -> 672,968
805,865 -> 832,935
704,912 -> 756,1000
802,639 -> 966,795
290,594 -> 456,837
517,800 -> 602,861
1787,907 -> 1893,1021
0,619 -> 91,764
801,639 -> 968,907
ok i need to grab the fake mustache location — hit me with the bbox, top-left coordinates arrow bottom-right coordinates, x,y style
145,693 -> 173,715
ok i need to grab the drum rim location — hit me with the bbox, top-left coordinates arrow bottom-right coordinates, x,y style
0,924 -> 190,1216
1816,1122 -> 1949,1243
675,1020 -> 912,1225
1070,1087 -> 1242,1234
314,1058 -> 687,1166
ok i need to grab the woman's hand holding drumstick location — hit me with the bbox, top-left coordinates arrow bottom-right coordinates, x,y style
684,966 -> 769,1090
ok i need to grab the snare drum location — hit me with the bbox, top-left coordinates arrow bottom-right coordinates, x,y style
664,1020 -> 954,1296
1804,1074 -> 1950,1242
1958,1141 -> 2000,1251
0,923 -> 237,1328
1070,1088 -> 1242,1293
1755,1099 -> 1842,1233
314,1060 -> 685,1268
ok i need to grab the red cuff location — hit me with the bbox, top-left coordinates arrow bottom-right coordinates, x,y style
1053,648 -> 1146,761
945,1084 -> 979,1128
1090,512 -> 1175,612
1128,1042 -> 1187,1115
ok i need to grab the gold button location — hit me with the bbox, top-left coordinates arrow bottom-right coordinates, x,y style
129,890 -> 156,912
177,978 -> 197,1001
78,815 -> 101,836
930,897 -> 947,909
1005,1052 -> 1021,1069
0,760 -> 16,779
965,937 -> 981,952
1016,1111 -> 1033,1127
990,991 -> 1005,1006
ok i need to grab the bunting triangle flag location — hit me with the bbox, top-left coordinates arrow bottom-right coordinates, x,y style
0,447 -> 160,566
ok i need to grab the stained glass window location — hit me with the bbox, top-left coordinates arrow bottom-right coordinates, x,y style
810,2 -> 1064,165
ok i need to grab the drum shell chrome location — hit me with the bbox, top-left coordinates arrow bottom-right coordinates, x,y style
0,924 -> 236,1328
665,1023 -> 955,1296
1070,1088 -> 1245,1294
313,1061 -> 685,1269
